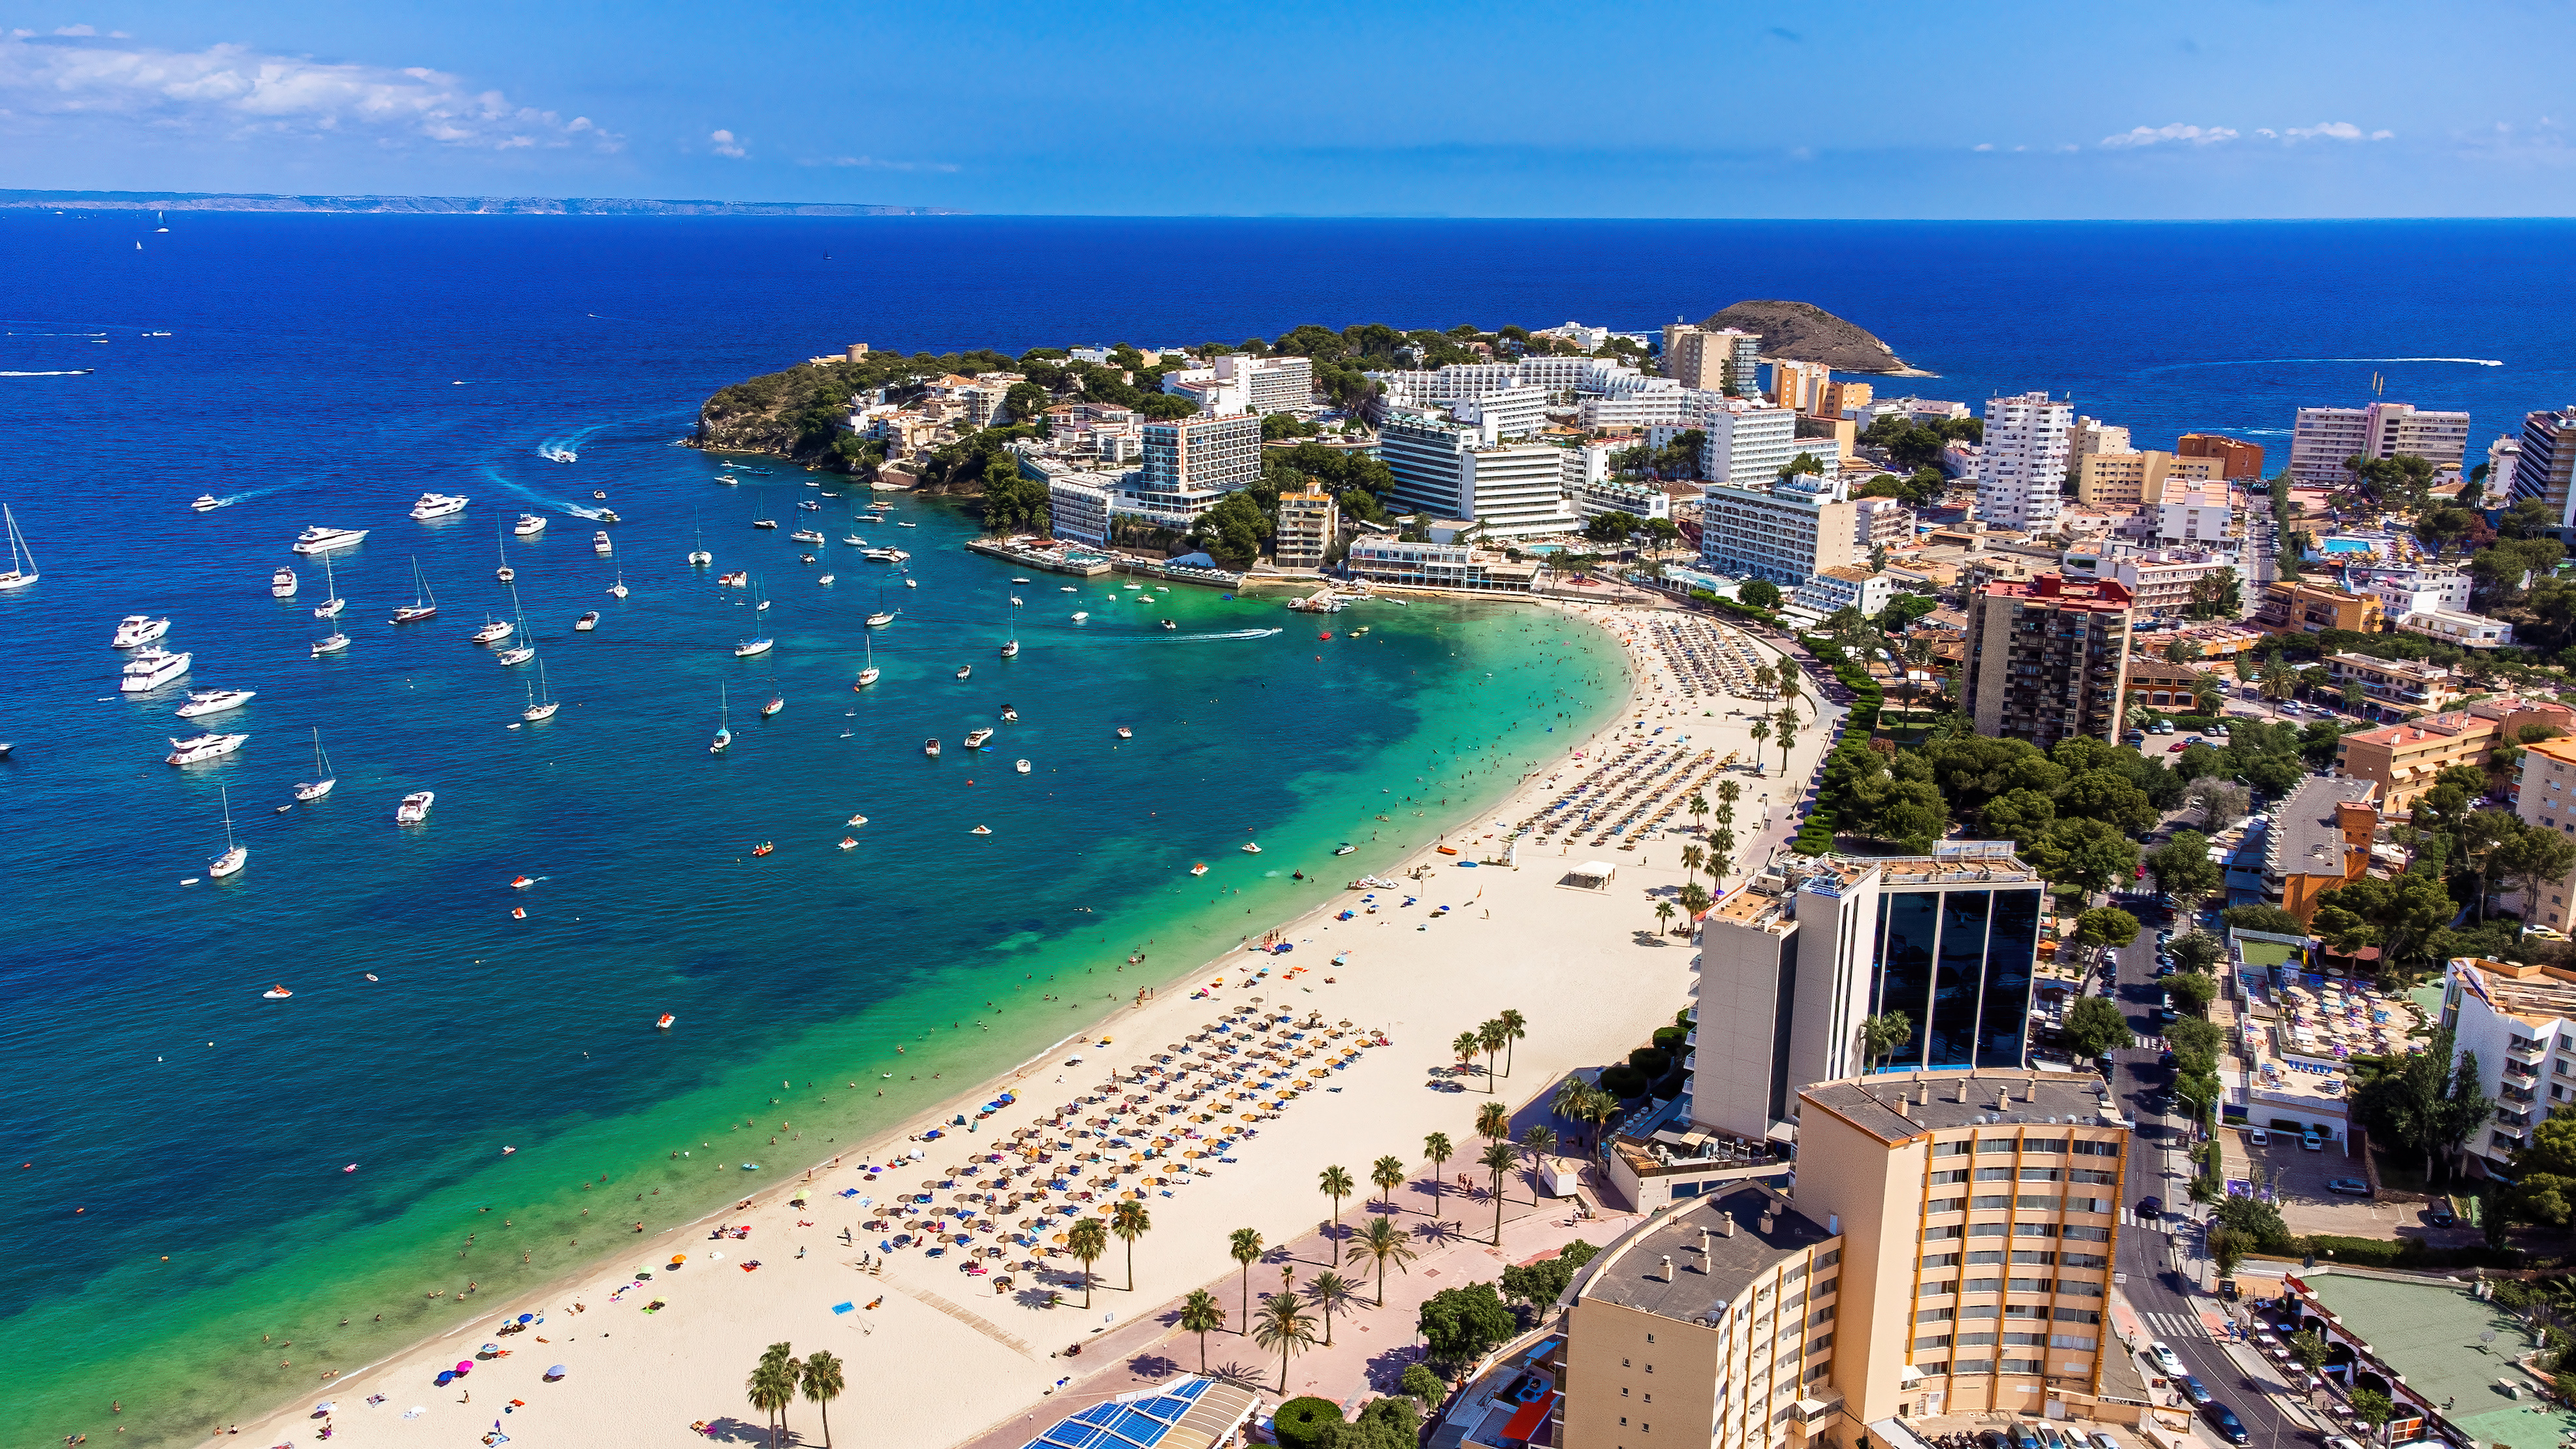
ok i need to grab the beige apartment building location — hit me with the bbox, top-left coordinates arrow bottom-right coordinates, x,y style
1557,1072 -> 2129,1449
1271,485 -> 1337,571
2334,697 -> 2575,814
2514,737 -> 2576,933
2071,450 -> 2219,509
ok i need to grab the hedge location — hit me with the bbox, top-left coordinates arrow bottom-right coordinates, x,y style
1273,1397 -> 1344,1449
2252,1236 -> 2526,1271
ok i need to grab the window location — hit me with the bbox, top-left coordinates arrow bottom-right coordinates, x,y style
1928,1169 -> 1970,1186
2017,1167 -> 2061,1183
2052,1307 -> 2102,1324
2009,1250 -> 2056,1266
1975,1166 -> 2015,1181
2008,1277 -> 2054,1294
1977,1138 -> 2016,1153
2061,1253 -> 2107,1270
1972,1195 -> 2011,1210
2015,1194 -> 2058,1210
1915,1333 -> 1952,1350
1964,1277 -> 2001,1294
1967,1249 -> 2005,1266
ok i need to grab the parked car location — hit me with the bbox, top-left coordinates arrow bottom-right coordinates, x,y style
2302,1130 -> 2326,1151
2125,729 -> 2148,746
2039,1427 -> 2069,1449
1978,1433 -> 2009,1449
2148,1341 -> 2184,1377
2176,1374 -> 2213,1407
2429,1200 -> 2457,1226
2090,1433 -> 2123,1449
2246,1127 -> 2270,1146
2007,1422 -> 2043,1449
2201,1403 -> 2250,1445
2324,1177 -> 2371,1196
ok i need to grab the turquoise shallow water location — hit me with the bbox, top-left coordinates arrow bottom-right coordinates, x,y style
0,215 -> 1629,1442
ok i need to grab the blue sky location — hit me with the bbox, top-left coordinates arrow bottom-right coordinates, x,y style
5,0 -> 2576,217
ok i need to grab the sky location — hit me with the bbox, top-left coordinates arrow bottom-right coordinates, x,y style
5,0 -> 2576,217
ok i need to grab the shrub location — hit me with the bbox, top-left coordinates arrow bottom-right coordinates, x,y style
1628,1046 -> 1672,1077
1273,1397 -> 1344,1449
1401,1363 -> 1448,1406
1597,1064 -> 1649,1098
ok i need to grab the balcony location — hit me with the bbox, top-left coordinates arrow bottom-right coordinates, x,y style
2509,1040 -> 2549,1065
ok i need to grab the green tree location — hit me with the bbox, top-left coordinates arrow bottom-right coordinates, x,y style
1352,1213 -> 1420,1305
1747,719 -> 1770,769
1252,1290 -> 1320,1393
1318,1164 -> 1355,1265
1738,579 -> 1783,610
2075,907 -> 2142,950
2145,830 -> 2223,911
1305,1269 -> 1361,1348
1401,1363 -> 1447,1406
2029,816 -> 2142,895
1499,1008 -> 1527,1077
1655,899 -> 1677,935
1066,1216 -> 1107,1309
1328,1396 -> 1424,1449
1418,1282 -> 1518,1365
749,1342 -> 799,1449
799,1349 -> 846,1449
1371,1154 -> 1407,1211
2062,995 -> 2137,1060
1179,1288 -> 1225,1373
2500,823 -> 2576,937
1860,1011 -> 1913,1070
2288,1328 -> 2331,1378
1230,1226 -> 1265,1332
1423,1132 -> 1454,1218
1480,1017 -> 1509,1090
2349,1388 -> 2396,1445
1110,1198 -> 1151,1291
2167,971 -> 2218,1017
1451,1030 -> 1480,1081
1481,1138 -> 1519,1243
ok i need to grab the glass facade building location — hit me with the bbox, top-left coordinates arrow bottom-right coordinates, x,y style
1869,884 -> 2043,1071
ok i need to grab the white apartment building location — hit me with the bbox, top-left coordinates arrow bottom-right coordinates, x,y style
2057,548 -> 2234,618
1045,473 -> 1118,548
2439,957 -> 2576,1171
2290,401 -> 2472,486
1377,409 -> 1579,540
2345,563 -> 2472,619
1373,357 -> 1650,410
2401,609 -> 2515,648
1130,411 -> 1262,524
1853,495 -> 1916,551
1439,386 -> 1548,441
1158,354 -> 1314,417
1789,565 -> 1894,618
1975,392 -> 2073,533
1343,537 -> 1539,592
2157,490 -> 2234,549
1578,387 -> 1714,432
1695,400 -> 1806,489
1566,476 -> 1672,524
1698,470 -> 1858,585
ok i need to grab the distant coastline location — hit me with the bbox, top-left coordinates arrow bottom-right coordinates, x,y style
0,189 -> 960,216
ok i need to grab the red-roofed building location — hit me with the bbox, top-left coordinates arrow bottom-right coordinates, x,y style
1963,572 -> 2138,749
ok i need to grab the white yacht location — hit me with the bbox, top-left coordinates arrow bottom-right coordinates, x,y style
312,554 -> 343,618
176,688 -> 255,718
0,504 -> 36,591
395,790 -> 435,824
291,526 -> 369,555
855,633 -> 880,688
111,615 -> 171,648
470,618 -> 515,646
192,494 -> 227,513
496,641 -> 535,666
962,727 -> 994,750
575,610 -> 599,631
513,514 -> 547,537
735,636 -> 774,658
121,647 -> 192,692
270,567 -> 298,598
165,731 -> 246,765
790,528 -> 825,545
410,492 -> 469,520
862,547 -> 903,563
865,609 -> 895,628
593,530 -> 613,556
1015,758 -> 1031,774
208,785 -> 247,879
295,730 -> 336,801
311,628 -> 351,657
688,526 -> 712,567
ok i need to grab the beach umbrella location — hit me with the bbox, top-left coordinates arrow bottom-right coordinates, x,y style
545,1366 -> 567,1380
315,1403 -> 336,1414
456,1361 -> 474,1375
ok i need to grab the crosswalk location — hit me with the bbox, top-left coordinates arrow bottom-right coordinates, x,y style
2139,1310 -> 2219,1341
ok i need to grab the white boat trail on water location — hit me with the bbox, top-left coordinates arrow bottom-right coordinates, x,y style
2138,355 -> 2505,373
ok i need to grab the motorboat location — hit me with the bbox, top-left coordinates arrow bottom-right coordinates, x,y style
593,490 -> 607,501
292,526 -> 369,555
846,814 -> 868,827
311,629 -> 350,656
817,573 -> 835,586
270,567 -> 298,598
799,552 -> 818,565
262,985 -> 293,1000
1015,757 -> 1031,774
208,784 -> 247,879
1060,586 -> 1077,592
545,447 -> 577,464
904,577 -> 917,588
1239,841 -> 1262,854
735,637 -> 773,658
514,514 -> 547,537
1071,611 -> 1089,622
391,558 -> 438,622
970,825 -> 992,835
294,729 -> 336,800
797,500 -> 821,512
838,837 -> 857,850
176,688 -> 255,719
470,618 -> 515,646
410,492 -> 469,520
714,473 -> 738,486
790,528 -> 825,545
121,647 -> 192,693
1116,725 -> 1132,739
865,609 -> 895,628
0,505 -> 35,590
1010,577 -> 1032,584
1334,842 -> 1358,855
593,530 -> 613,556
955,665 -> 972,680
1189,863 -> 1208,876
752,517 -> 778,530
962,727 -> 994,749
395,790 -> 435,824
607,572 -> 629,599
657,1013 -> 676,1030
596,509 -> 622,524
842,534 -> 865,547
719,571 -> 748,588
751,842 -> 774,857
575,611 -> 599,631
166,731 -> 246,765
923,738 -> 941,757
1000,706 -> 1019,722
862,547 -> 901,562
896,521 -> 917,528
112,614 -> 172,648
192,494 -> 225,513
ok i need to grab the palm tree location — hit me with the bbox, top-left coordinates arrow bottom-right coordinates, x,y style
1066,1217 -> 1107,1309
1747,719 -> 1770,771
1250,1291 -> 1320,1394
1679,842 -> 1704,885
1179,1288 -> 1225,1373
1352,1213 -> 1419,1305
1476,1100 -> 1510,1143
1773,700 -> 1798,776
1318,1164 -> 1355,1264
1371,1154 -> 1407,1211
1520,1124 -> 1558,1194
1709,825 -> 1736,884
1716,778 -> 1740,825
1550,1076 -> 1591,1129
800,1349 -> 846,1449
1423,1132 -> 1454,1218
1655,900 -> 1676,935
1749,660 -> 1774,698
1499,1009 -> 1525,1077
1305,1271 -> 1361,1348
1687,791 -> 1709,836
1478,1019 -> 1508,1089
1480,1139 -> 1519,1243
1451,1030 -> 1480,1084
1229,1227 -> 1265,1332
1110,1199 -> 1151,1290
746,1361 -> 791,1449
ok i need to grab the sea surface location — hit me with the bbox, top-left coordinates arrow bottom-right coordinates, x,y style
5,214 -> 2575,1445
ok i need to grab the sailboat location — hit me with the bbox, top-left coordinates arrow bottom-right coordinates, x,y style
608,570 -> 629,599
312,553 -> 345,619
854,631 -> 881,689
494,527 -> 515,583
761,678 -> 785,718
522,658 -> 560,722
496,586 -> 536,665
1000,593 -> 1021,658
736,577 -> 773,656
710,684 -> 733,754
688,518 -> 712,567
155,210 -> 170,233
207,785 -> 247,878
0,503 -> 38,590
390,557 -> 437,623
295,729 -> 336,800
865,584 -> 895,629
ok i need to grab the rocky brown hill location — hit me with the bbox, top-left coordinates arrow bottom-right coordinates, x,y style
1698,300 -> 1926,375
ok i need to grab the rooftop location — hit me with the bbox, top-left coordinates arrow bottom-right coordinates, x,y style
2300,1273 -> 2576,1449
2263,775 -> 2377,883
1799,1068 -> 2123,1144
1019,1377 -> 1260,1449
1979,571 -> 2135,609
2451,956 -> 2576,1028
1576,1183 -> 1832,1323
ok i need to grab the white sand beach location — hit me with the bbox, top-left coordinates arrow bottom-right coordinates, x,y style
226,599 -> 1844,1449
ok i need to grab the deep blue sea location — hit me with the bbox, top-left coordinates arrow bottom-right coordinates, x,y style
4,214 -> 2575,1446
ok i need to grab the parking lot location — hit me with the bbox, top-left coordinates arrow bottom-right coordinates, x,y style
2217,1126 -> 2453,1238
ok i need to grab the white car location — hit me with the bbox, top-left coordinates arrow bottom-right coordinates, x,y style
2149,1341 -> 2183,1378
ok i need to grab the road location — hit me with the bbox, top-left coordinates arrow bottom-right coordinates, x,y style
2105,912 -> 2322,1449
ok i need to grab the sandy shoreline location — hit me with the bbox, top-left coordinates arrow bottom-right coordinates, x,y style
222,597 -> 1839,1449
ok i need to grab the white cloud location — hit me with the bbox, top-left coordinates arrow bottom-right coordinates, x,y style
2282,121 -> 2391,142
52,24 -> 95,36
708,127 -> 745,158
806,153 -> 959,173
1972,142 -> 1993,152
0,31 -> 622,151
2101,123 -> 2238,148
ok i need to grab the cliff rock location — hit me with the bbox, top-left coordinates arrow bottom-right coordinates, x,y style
1698,300 -> 1926,376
